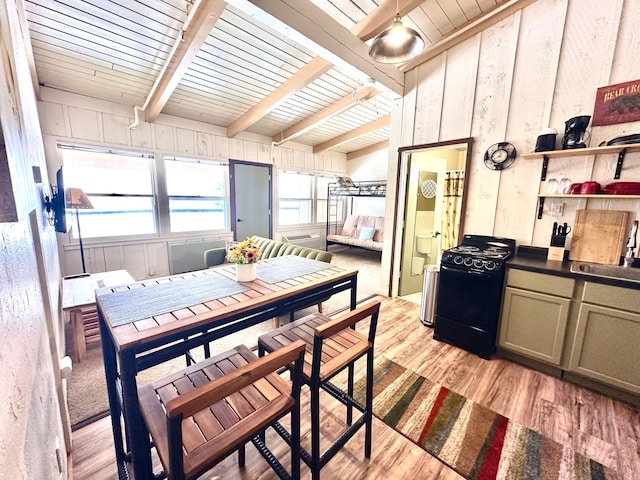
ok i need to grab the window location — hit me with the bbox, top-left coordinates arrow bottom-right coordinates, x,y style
316,175 -> 345,223
278,171 -> 313,225
61,146 -> 156,239
164,158 -> 228,232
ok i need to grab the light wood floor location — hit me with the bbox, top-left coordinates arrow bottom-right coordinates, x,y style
71,296 -> 640,480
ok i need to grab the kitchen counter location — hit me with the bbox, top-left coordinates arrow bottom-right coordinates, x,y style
508,245 -> 640,290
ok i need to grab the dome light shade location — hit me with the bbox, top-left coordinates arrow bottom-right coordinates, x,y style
368,14 -> 424,64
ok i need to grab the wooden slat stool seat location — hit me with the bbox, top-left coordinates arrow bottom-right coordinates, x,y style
138,341 -> 306,480
258,300 -> 381,480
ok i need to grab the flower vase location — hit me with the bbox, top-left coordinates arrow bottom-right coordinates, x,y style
235,263 -> 256,282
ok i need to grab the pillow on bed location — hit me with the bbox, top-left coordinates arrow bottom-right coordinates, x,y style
359,227 -> 376,241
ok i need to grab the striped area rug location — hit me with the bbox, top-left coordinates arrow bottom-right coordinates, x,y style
352,357 -> 619,480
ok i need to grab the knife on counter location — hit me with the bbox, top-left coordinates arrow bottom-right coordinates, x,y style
552,221 -> 558,236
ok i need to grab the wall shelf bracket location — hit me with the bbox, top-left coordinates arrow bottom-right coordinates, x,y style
540,155 -> 549,181
614,148 -> 627,179
537,197 -> 545,219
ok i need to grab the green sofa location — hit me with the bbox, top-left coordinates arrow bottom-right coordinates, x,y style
250,235 -> 332,263
203,235 -> 332,268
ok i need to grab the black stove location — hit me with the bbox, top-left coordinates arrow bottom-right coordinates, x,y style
441,236 -> 515,270
434,235 -> 516,359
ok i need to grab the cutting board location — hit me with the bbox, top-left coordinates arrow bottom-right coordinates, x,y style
569,210 -> 629,265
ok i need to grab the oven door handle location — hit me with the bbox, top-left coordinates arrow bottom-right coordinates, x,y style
441,265 -> 485,276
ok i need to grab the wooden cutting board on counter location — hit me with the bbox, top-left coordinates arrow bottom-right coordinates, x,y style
569,209 -> 629,265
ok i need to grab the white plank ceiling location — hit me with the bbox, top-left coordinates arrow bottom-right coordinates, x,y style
23,0 -> 509,156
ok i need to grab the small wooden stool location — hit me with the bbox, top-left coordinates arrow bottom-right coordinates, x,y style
258,300 -> 381,480
138,341 -> 306,480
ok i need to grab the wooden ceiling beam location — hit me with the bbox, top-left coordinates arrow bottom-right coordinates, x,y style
400,0 -> 537,72
227,0 -> 408,138
313,114 -> 390,154
227,56 -> 332,138
273,86 -> 380,145
347,140 -> 389,161
144,0 -> 226,122
238,0 -> 403,93
351,0 -> 425,42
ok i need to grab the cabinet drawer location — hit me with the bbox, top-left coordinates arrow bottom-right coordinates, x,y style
582,282 -> 640,313
506,269 -> 575,297
569,303 -> 640,394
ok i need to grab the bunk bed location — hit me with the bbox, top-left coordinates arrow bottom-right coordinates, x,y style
325,178 -> 387,251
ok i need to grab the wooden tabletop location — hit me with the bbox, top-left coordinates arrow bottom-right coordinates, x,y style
62,270 -> 135,311
96,259 -> 357,351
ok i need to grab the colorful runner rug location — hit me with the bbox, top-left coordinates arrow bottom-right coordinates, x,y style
352,357 -> 619,480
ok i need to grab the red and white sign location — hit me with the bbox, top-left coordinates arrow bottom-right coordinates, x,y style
592,79 -> 640,126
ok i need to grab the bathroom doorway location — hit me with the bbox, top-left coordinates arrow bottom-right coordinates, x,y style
394,138 -> 473,297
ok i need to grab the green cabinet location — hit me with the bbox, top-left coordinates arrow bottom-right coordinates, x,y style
568,282 -> 640,394
499,269 -> 575,365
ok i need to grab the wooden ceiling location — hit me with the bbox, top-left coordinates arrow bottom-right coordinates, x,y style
21,0 -> 526,157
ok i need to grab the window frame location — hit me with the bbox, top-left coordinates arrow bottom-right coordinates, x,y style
277,170 -> 339,228
59,144 -> 159,243
163,156 -> 231,235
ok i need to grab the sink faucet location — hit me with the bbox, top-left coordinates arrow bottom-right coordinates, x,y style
624,220 -> 638,267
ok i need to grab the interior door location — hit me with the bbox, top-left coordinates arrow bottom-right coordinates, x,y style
398,157 -> 445,296
230,161 -> 271,240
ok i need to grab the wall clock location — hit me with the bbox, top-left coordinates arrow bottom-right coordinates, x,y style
484,142 -> 517,170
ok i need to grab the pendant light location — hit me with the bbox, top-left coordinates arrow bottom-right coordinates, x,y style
368,1 -> 424,63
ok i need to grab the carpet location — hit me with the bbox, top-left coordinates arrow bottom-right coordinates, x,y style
68,246 -> 383,428
353,357 -> 621,480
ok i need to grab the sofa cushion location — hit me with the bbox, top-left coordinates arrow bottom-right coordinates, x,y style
340,214 -> 385,242
359,227 -> 376,241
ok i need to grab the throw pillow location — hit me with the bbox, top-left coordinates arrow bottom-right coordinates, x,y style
359,227 -> 376,241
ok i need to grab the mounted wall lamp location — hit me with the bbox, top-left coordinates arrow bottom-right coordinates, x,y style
43,166 -> 67,233
368,1 -> 424,64
65,188 -> 93,273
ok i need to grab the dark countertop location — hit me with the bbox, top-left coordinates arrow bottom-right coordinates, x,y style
508,245 -> 640,290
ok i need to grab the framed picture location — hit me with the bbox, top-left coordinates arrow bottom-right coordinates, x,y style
592,79 -> 640,126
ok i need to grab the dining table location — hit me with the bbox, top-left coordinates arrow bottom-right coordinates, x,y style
96,255 -> 358,480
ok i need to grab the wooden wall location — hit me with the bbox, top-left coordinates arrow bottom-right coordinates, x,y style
1,0 -> 70,476
38,88 -> 347,278
397,0 -> 640,249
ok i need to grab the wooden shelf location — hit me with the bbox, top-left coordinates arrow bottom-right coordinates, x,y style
538,194 -> 640,199
536,193 -> 640,219
526,143 -> 640,181
523,143 -> 640,160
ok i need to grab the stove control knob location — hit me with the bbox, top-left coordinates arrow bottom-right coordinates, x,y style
485,261 -> 496,270
463,257 -> 473,267
454,255 -> 463,265
444,253 -> 454,262
473,259 -> 484,269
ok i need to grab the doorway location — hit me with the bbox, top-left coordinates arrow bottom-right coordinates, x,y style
393,138 -> 473,297
229,160 -> 271,240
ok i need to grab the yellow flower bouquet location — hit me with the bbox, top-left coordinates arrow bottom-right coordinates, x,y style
226,237 -> 262,264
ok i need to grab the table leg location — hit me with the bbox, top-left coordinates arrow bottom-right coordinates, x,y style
99,312 -> 127,479
120,350 -> 153,480
350,276 -> 358,310
72,309 -> 86,363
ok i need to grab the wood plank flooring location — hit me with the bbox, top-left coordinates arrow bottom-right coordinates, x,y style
71,296 -> 640,479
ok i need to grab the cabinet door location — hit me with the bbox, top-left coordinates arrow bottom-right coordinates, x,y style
499,287 -> 570,365
569,303 -> 640,394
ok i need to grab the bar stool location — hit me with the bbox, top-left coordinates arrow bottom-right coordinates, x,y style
137,341 -> 306,480
258,299 -> 381,480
